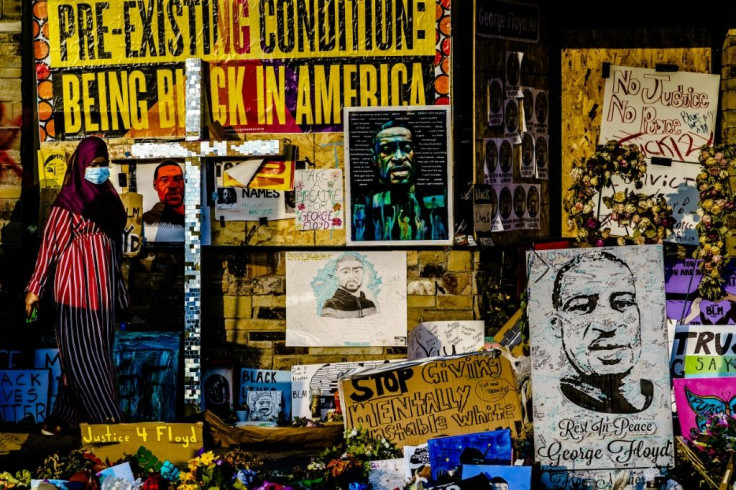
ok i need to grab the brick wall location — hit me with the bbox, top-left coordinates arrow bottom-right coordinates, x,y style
197,249 -> 516,370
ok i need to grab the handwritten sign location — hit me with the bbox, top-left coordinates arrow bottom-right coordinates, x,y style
600,65 -> 719,163
0,369 -> 50,423
294,169 -> 344,230
81,422 -> 203,465
339,351 -> 522,447
598,160 -> 700,245
407,320 -> 485,360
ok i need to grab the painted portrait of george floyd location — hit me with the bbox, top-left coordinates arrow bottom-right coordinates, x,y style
345,106 -> 453,246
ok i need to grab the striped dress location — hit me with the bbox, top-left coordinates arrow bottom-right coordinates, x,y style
26,206 -> 127,425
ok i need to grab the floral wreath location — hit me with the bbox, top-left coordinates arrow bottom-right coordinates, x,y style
564,140 -> 675,247
694,145 -> 736,301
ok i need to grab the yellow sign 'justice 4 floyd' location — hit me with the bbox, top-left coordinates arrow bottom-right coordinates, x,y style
80,422 -> 203,465
338,351 -> 523,447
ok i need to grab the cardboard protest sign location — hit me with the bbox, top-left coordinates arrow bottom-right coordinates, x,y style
673,377 -> 736,441
81,422 -> 203,465
339,351 -> 522,447
0,369 -> 51,423
407,320 -> 485,360
527,245 -> 674,486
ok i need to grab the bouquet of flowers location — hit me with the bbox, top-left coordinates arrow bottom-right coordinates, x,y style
694,145 -> 736,301
564,140 -> 674,246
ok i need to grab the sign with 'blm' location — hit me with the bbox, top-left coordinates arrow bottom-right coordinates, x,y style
338,351 -> 522,447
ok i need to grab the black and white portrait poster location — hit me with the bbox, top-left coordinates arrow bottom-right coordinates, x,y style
483,137 -> 513,185
344,106 -> 453,246
487,78 -> 504,127
526,245 -> 673,488
285,251 -> 407,347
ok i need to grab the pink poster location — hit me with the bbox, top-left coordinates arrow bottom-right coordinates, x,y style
673,377 -> 736,441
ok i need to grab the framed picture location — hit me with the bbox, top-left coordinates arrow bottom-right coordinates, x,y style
345,106 -> 453,246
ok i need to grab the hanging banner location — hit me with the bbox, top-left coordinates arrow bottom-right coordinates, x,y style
36,0 -> 451,140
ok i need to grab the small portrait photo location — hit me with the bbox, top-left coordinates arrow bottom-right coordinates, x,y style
485,139 -> 498,173
499,186 -> 512,220
535,90 -> 548,124
217,187 -> 238,209
523,88 -> 534,125
506,52 -> 520,87
521,132 -> 534,168
489,79 -> 504,114
527,185 -> 540,218
499,140 -> 513,174
513,185 -> 526,218
504,99 -> 519,133
536,135 -> 548,169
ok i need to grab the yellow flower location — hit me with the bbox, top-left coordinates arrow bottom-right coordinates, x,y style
199,451 -> 216,466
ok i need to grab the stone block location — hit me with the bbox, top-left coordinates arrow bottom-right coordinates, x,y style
418,250 -> 446,267
222,295 -> 252,319
436,295 -> 473,309
447,250 -> 472,271
407,295 -> 436,308
406,250 -> 419,267
421,309 -> 475,322
252,295 -> 286,307
440,272 -> 472,295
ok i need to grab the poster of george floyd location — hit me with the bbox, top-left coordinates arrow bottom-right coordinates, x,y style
526,245 -> 674,488
344,106 -> 453,246
338,351 -> 523,448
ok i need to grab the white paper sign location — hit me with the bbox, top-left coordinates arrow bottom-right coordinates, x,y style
407,320 -> 485,360
294,169 -> 344,230
600,65 -> 719,163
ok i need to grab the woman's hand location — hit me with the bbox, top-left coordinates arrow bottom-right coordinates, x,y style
25,291 -> 39,318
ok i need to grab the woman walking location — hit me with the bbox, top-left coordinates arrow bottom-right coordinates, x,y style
25,136 -> 128,434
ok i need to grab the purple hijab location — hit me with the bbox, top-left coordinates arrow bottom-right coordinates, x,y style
52,136 -> 127,240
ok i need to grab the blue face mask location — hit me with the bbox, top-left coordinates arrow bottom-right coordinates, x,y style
84,167 -> 110,184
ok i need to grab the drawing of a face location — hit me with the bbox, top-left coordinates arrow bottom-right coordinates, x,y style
506,54 -> 520,86
535,91 -> 548,123
553,252 -> 641,378
255,394 -> 274,417
523,89 -> 533,123
499,187 -> 512,219
372,124 -> 416,187
337,256 -> 364,293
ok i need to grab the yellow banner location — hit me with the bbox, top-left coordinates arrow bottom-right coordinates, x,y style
47,0 -> 435,68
